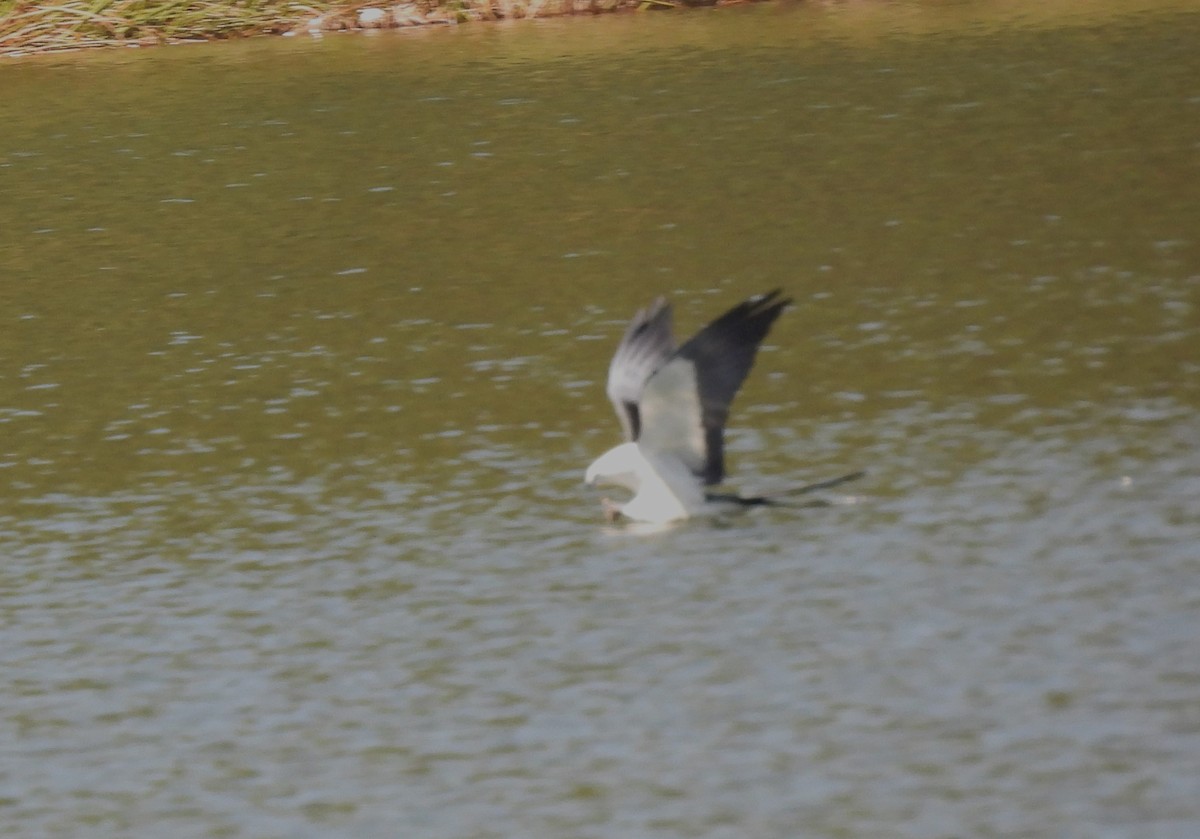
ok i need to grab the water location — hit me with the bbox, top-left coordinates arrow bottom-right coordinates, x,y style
2,2 -> 1199,836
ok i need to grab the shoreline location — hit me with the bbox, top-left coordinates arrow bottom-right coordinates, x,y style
0,0 -> 737,59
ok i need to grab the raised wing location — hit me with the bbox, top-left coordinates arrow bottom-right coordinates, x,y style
605,297 -> 675,441
638,289 -> 790,485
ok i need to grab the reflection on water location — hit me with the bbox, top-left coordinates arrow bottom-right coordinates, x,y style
2,1 -> 1199,836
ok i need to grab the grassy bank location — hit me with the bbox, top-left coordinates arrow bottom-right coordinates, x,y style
0,0 -> 712,57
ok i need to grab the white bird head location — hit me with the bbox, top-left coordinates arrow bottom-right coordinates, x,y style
584,442 -> 643,492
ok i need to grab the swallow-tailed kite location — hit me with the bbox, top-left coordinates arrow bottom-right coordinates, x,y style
584,289 -> 861,523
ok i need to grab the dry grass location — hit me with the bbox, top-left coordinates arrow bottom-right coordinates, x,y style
0,1 -> 314,54
0,0 -> 705,56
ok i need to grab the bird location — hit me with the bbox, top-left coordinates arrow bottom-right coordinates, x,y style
584,289 -> 861,524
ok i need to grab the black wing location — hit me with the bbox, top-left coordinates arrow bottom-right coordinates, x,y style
639,289 -> 790,485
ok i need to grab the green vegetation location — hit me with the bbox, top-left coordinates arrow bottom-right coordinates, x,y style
0,0 -> 711,56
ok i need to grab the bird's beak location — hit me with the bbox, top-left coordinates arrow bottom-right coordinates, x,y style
602,498 -> 622,523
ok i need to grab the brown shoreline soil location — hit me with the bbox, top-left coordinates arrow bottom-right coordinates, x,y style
0,0 -> 742,58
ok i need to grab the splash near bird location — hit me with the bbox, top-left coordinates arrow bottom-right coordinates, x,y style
585,289 -> 862,524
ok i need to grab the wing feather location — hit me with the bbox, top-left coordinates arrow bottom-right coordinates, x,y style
638,289 -> 790,485
604,297 -> 675,440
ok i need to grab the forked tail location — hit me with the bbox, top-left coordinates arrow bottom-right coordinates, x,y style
707,470 -> 865,508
